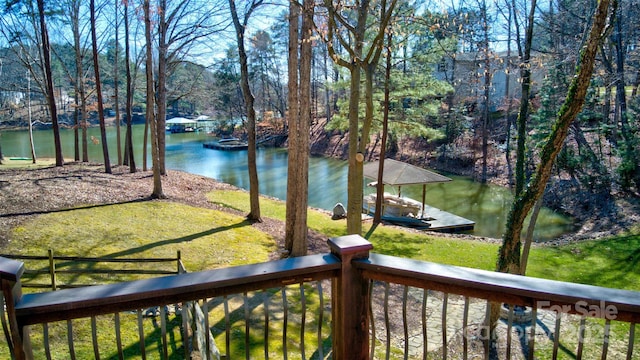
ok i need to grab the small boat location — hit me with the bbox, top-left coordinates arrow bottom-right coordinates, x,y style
203,138 -> 248,151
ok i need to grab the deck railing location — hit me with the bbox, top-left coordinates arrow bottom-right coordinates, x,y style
0,250 -> 185,290
0,235 -> 639,359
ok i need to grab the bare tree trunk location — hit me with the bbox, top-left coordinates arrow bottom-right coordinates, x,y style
514,0 -> 537,197
323,0 -> 397,235
90,0 -> 112,174
114,0 -> 122,166
229,0 -> 262,222
157,0 -> 168,176
124,1 -> 136,173
480,0 -> 491,184
291,0 -> 313,256
144,0 -> 163,197
504,0 -> 515,187
37,0 -> 63,167
285,0 -> 300,254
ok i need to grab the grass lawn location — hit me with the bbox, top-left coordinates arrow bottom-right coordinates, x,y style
6,201 -> 276,275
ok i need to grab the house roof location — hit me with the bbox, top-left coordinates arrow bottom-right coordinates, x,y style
362,159 -> 451,186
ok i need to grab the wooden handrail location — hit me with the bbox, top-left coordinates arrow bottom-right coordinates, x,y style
356,253 -> 640,323
15,253 -> 340,326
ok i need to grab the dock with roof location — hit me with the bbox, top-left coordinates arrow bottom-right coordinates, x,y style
362,159 -> 475,233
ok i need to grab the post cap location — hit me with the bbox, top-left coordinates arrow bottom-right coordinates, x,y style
328,235 -> 373,259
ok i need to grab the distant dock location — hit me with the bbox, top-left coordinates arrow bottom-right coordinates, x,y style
203,138 -> 248,151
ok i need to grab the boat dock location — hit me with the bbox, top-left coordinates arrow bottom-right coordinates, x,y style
364,203 -> 475,233
203,138 -> 248,151
413,203 -> 475,232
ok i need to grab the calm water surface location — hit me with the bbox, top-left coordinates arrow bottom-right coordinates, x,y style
1,125 -> 574,241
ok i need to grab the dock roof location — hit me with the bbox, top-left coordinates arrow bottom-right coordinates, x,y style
363,159 -> 451,186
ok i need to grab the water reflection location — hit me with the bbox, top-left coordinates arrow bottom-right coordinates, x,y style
1,125 -> 573,240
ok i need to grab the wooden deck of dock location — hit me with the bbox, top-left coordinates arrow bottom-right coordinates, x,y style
418,204 -> 475,232
366,203 -> 475,233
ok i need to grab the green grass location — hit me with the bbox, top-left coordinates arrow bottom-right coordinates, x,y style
7,201 -> 276,276
528,234 -> 640,290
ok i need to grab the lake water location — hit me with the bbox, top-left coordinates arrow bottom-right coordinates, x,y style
1,125 -> 574,241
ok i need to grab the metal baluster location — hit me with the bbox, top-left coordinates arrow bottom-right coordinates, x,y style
183,303 -> 190,360
317,281 -> 324,360
91,316 -> 100,359
369,280 -> 376,360
422,289 -> 428,360
224,296 -> 230,359
626,322 -> 636,360
160,305 -> 168,360
282,287 -> 288,360
43,323 -> 51,360
202,299 -> 211,359
137,309 -> 146,360
552,312 -> 561,359
505,304 -> 514,360
244,292 -> 250,360
442,293 -> 449,360
528,307 -> 537,360
576,316 -> 586,360
463,297 -> 470,360
384,282 -> 391,360
403,285 -> 409,359
264,291 -> 269,360
298,284 -> 305,360
601,319 -> 611,360
115,313 -> 124,360
483,301 -> 489,360
67,319 -> 76,360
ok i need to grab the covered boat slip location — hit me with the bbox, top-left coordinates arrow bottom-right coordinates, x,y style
362,159 -> 475,232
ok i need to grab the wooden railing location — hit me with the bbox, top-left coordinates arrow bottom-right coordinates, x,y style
0,250 -> 185,290
0,235 -> 639,359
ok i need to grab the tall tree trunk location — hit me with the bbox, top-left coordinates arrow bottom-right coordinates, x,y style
504,0 -> 514,188
323,0 -> 397,235
285,0 -> 300,254
90,0 -> 112,174
514,0 -> 537,197
291,0 -> 313,256
71,0 -> 89,163
480,0 -> 491,184
114,0 -> 122,166
157,0 -> 168,176
37,0 -> 63,167
229,0 -> 262,222
70,0 -> 80,163
144,0 -> 163,197
124,1 -> 135,173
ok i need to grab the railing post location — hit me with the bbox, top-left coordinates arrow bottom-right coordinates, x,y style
328,235 -> 373,360
0,256 -> 27,360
